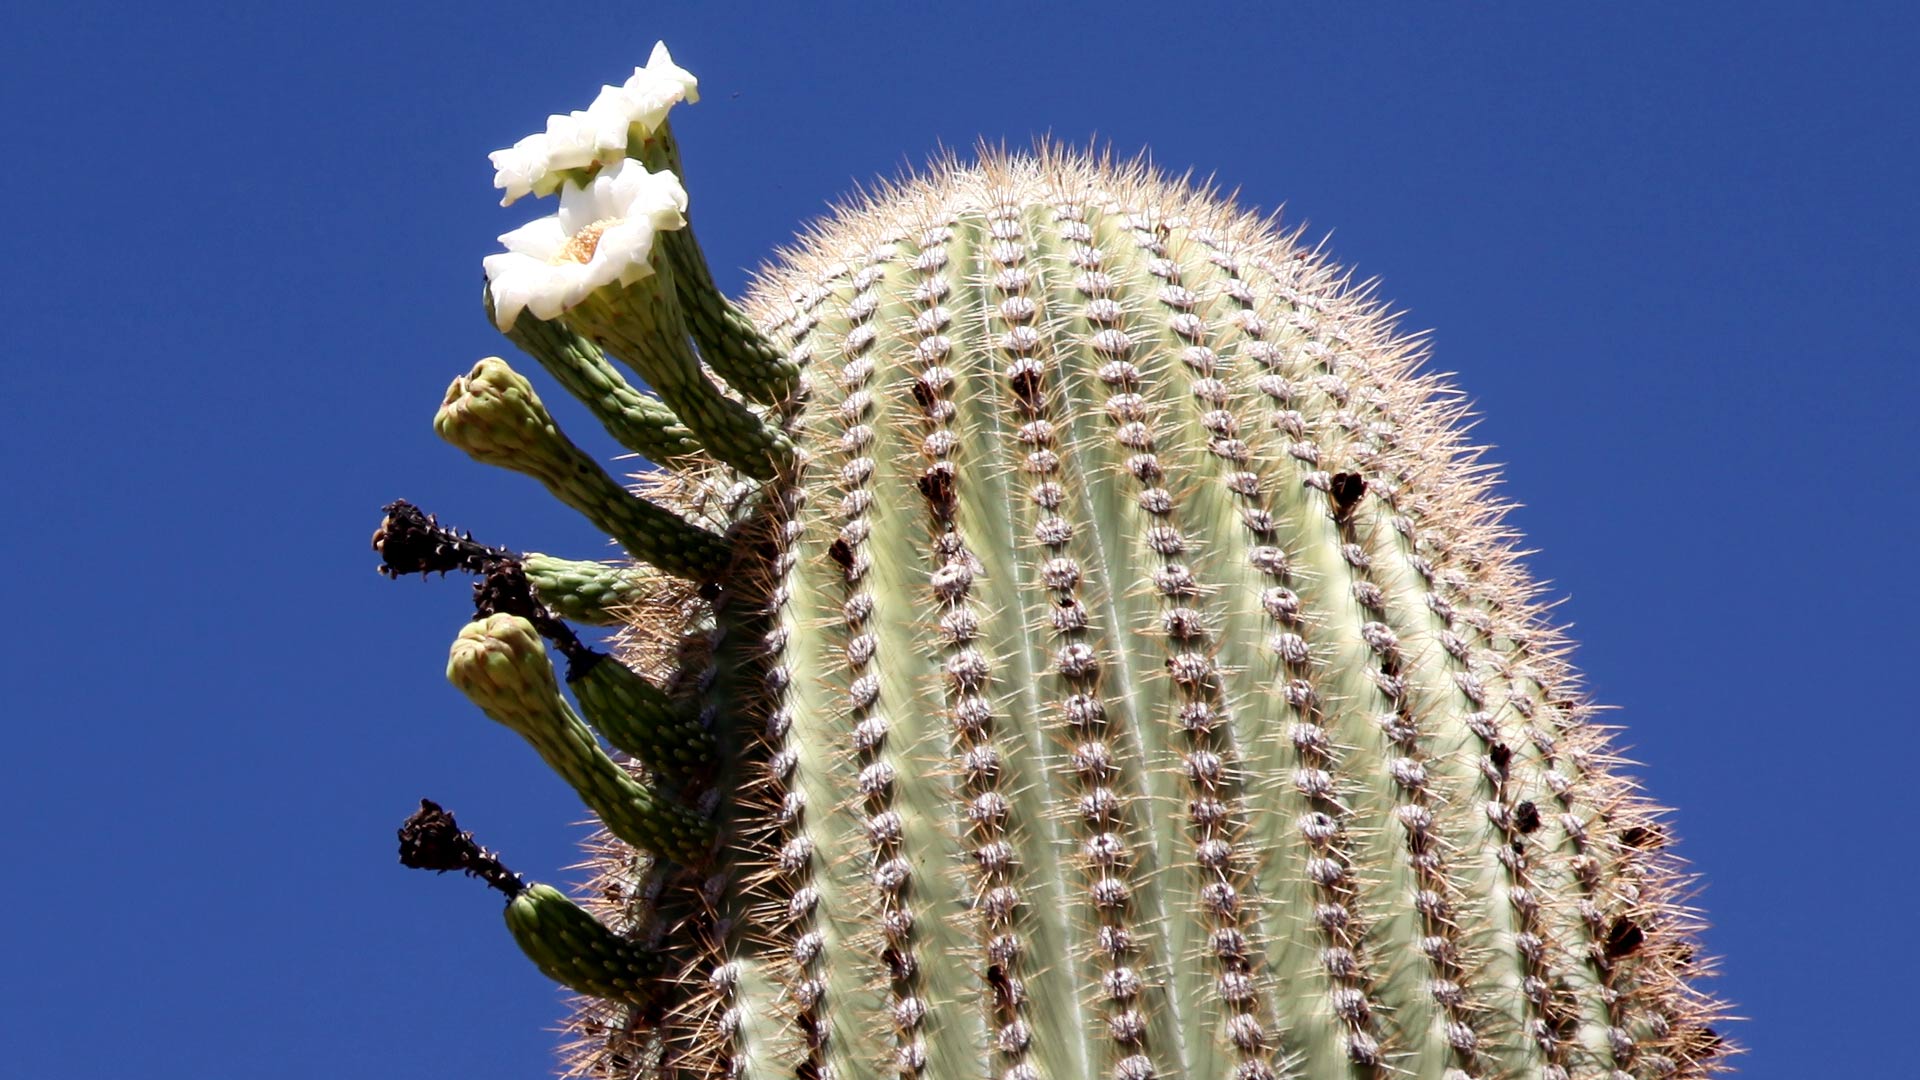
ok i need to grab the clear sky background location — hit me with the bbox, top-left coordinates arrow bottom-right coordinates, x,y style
3,3 -> 1914,1076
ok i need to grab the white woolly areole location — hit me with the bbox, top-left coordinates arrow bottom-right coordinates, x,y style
489,42 -> 700,206
483,159 -> 689,330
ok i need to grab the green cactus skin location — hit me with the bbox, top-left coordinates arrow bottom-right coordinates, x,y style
502,310 -> 707,465
507,884 -> 671,1007
521,554 -> 662,626
385,134 -> 1730,1080
395,800 -> 671,1008
568,272 -> 795,481
434,358 -> 731,580
637,123 -> 803,407
446,614 -> 714,864
569,650 -> 717,785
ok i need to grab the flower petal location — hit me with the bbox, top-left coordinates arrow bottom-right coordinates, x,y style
589,218 -> 659,288
555,173 -> 615,237
607,41 -> 698,135
646,41 -> 699,106
607,161 -> 690,226
496,214 -> 569,260
540,111 -> 602,173
485,252 -> 582,330
489,133 -> 549,206
483,161 -> 690,327
486,43 -> 699,202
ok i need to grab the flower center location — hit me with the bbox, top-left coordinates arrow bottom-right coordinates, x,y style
558,219 -> 619,264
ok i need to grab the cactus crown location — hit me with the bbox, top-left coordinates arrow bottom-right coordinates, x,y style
377,45 -> 1729,1080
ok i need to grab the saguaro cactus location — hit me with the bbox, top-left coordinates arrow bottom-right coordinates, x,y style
377,43 -> 1729,1080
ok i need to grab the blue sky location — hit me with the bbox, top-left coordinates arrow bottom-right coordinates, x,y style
3,3 -> 1914,1076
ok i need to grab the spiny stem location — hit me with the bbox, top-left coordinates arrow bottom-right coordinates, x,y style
506,884 -> 670,1006
568,650 -> 717,786
520,554 -> 658,627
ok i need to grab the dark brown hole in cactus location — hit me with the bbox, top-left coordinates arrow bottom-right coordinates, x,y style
882,946 -> 912,981
1513,801 -> 1542,833
1548,1004 -> 1581,1043
1489,743 -> 1512,779
911,377 -> 938,410
1684,1025 -> 1725,1059
827,538 -> 855,569
1605,916 -> 1645,959
918,464 -> 956,518
1620,824 -> 1668,850
1329,472 -> 1367,517
987,964 -> 1014,1006
1008,366 -> 1043,406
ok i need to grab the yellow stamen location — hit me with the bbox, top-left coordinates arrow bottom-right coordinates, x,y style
558,219 -> 618,264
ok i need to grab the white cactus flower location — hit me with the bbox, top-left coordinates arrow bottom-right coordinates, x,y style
483,159 -> 690,331
488,133 -> 554,207
488,42 -> 700,206
602,40 -> 700,128
537,108 -> 634,175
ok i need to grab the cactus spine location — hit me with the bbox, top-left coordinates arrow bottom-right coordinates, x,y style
378,45 -> 1728,1080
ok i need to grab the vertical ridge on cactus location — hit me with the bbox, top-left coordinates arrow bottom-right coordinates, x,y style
378,48 -> 1729,1080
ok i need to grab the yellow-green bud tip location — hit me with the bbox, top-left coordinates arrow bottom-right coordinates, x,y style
447,613 -> 557,706
434,358 -> 552,461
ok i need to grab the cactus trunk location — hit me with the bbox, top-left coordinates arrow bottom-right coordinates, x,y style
377,51 -> 1727,1080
